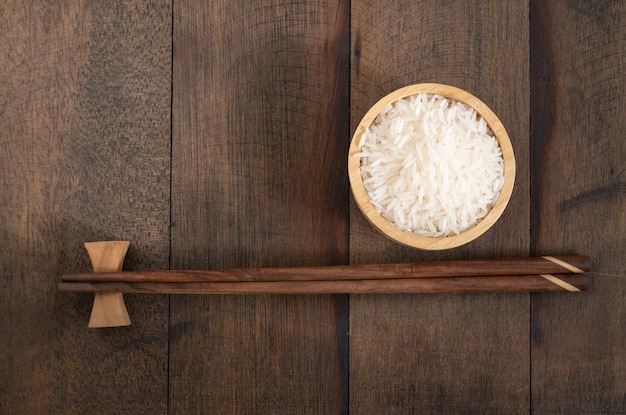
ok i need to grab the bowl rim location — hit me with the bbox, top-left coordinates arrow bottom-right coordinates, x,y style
348,83 -> 516,250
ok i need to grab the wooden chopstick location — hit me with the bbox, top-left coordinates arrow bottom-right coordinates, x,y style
61,255 -> 590,283
58,273 -> 588,294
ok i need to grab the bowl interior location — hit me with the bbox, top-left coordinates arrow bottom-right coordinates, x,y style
348,83 -> 516,250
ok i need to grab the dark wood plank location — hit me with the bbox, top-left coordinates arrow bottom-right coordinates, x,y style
170,0 -> 350,413
530,1 -> 626,413
349,1 -> 531,413
0,1 -> 171,413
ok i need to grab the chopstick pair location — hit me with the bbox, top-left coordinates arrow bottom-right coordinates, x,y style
59,255 -> 590,294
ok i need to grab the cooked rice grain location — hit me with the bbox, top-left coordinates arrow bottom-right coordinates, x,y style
356,93 -> 504,237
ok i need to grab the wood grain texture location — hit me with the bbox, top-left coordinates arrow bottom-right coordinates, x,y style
349,1 -> 530,413
170,0 -> 350,413
0,1 -> 171,413
530,1 -> 626,413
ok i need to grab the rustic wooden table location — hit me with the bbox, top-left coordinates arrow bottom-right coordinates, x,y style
1,1 -> 624,414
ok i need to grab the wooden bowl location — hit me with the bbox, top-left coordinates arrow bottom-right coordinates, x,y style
348,83 -> 515,250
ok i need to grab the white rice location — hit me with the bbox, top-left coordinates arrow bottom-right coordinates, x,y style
355,93 -> 504,237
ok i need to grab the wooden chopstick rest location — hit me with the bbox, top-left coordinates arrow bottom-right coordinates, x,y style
84,241 -> 131,328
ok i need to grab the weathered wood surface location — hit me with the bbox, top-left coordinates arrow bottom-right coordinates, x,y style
169,0 -> 350,413
349,1 -> 531,413
530,1 -> 626,413
1,0 -> 625,414
0,1 -> 171,414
